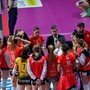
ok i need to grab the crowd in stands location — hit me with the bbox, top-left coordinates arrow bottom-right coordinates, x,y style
0,22 -> 90,90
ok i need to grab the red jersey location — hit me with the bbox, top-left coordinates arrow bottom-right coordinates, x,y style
77,47 -> 83,56
68,51 -> 76,60
7,45 -> 23,68
80,57 -> 90,71
84,30 -> 90,47
29,35 -> 44,47
45,55 -> 59,78
28,56 -> 46,79
1,46 -> 10,69
58,54 -> 75,74
58,54 -> 76,90
68,51 -> 76,70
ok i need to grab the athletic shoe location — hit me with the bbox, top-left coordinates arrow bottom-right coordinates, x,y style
81,12 -> 87,17
80,11 -> 86,15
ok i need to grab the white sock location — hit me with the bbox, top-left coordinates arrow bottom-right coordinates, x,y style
12,87 -> 16,90
1,79 -> 7,88
83,84 -> 89,90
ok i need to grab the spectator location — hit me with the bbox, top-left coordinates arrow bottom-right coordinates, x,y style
6,0 -> 18,35
76,0 -> 90,17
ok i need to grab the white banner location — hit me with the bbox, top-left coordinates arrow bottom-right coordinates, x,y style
18,0 -> 43,8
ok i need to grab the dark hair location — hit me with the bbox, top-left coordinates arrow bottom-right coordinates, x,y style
14,29 -> 22,35
56,37 -> 66,44
77,22 -> 85,28
1,36 -> 9,49
15,34 -> 23,39
20,47 -> 30,62
33,45 -> 41,53
51,25 -> 57,30
72,31 -> 84,39
33,26 -> 40,31
62,43 -> 69,54
23,32 -> 29,40
72,29 -> 77,35
77,39 -> 84,47
66,41 -> 73,49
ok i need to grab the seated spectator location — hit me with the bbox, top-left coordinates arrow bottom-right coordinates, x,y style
76,0 -> 90,17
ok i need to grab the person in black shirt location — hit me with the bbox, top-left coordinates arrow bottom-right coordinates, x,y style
46,25 -> 66,49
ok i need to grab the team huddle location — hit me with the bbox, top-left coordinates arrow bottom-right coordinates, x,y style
0,22 -> 90,90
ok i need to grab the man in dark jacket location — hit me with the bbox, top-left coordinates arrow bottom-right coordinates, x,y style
46,25 -> 66,48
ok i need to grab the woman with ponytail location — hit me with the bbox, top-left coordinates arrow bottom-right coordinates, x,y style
45,45 -> 59,90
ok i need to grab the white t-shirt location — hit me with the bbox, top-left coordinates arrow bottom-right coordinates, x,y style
54,47 -> 62,56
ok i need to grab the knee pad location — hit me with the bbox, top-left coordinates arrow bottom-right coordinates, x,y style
1,79 -> 7,88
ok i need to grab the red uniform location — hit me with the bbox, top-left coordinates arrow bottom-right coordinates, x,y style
45,55 -> 59,78
28,56 -> 46,79
84,30 -> 90,47
7,45 -> 23,69
68,51 -> 76,70
1,46 -> 10,69
29,35 -> 44,47
68,51 -> 76,60
77,47 -> 83,56
78,49 -> 90,71
58,54 -> 76,90
80,57 -> 90,71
